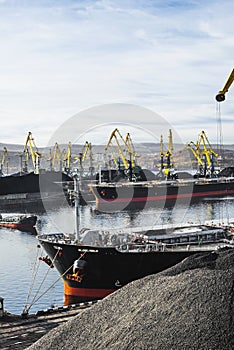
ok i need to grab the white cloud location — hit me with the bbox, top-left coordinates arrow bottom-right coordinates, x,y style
0,0 -> 233,146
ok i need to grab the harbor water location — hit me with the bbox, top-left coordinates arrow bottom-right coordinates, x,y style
1,198 -> 234,315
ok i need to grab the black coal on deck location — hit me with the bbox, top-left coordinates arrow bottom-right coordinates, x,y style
27,248 -> 234,350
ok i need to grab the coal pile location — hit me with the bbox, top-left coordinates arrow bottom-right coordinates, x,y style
27,248 -> 234,350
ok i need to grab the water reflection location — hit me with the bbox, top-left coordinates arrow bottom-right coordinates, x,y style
46,199 -> 234,233
17,226 -> 38,235
1,198 -> 234,315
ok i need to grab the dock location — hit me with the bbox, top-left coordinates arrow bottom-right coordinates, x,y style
0,301 -> 97,350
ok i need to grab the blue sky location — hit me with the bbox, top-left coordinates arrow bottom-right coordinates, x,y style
0,0 -> 233,147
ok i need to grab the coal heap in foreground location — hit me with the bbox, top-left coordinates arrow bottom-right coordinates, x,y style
27,248 -> 234,350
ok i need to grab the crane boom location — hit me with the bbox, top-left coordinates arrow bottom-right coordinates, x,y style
1,147 -> 8,166
125,133 -> 138,168
23,132 -> 42,174
165,129 -> 173,168
49,143 -> 63,170
187,141 -> 204,167
81,141 -> 93,170
0,147 -> 9,175
105,128 -> 129,169
63,142 -> 72,171
187,131 -> 218,176
160,134 -> 164,170
199,131 -> 218,166
216,67 -> 234,102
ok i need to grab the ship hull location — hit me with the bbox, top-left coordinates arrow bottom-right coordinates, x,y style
0,170 -> 72,195
0,215 -> 37,230
0,222 -> 35,229
0,171 -> 73,211
39,239 -> 211,303
89,178 -> 234,211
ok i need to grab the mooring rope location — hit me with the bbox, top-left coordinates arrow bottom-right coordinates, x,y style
23,244 -> 42,314
27,249 -> 60,310
24,251 -> 86,314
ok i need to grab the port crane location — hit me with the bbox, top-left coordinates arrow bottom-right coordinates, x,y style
104,128 -> 144,181
0,147 -> 9,175
199,131 -> 218,171
74,141 -> 94,175
160,134 -> 164,171
23,132 -> 42,174
159,129 -> 174,177
216,67 -> 234,102
81,141 -> 94,175
124,133 -> 139,168
165,129 -> 174,170
104,128 -> 130,170
187,141 -> 205,176
62,142 -> 72,173
49,143 -> 64,171
187,131 -> 218,176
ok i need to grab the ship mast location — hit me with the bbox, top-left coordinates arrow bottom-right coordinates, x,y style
73,174 -> 80,242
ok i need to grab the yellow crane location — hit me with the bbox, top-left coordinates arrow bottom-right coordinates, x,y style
23,132 -> 42,174
74,141 -> 93,173
81,141 -> 93,173
165,129 -> 173,169
0,147 -> 9,175
186,141 -> 203,166
186,141 -> 204,175
62,142 -> 72,172
160,134 -> 164,170
187,131 -> 218,176
159,130 -> 174,177
199,131 -> 218,168
104,128 -> 129,170
104,128 -> 146,181
124,133 -> 139,168
216,67 -> 234,102
48,142 -> 64,171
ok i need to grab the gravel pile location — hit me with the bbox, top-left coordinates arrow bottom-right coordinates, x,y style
27,248 -> 234,350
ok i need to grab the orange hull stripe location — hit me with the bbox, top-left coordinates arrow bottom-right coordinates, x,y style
64,282 -> 115,298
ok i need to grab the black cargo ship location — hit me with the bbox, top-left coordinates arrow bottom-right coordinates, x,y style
0,170 -> 73,210
38,224 -> 234,303
88,175 -> 234,211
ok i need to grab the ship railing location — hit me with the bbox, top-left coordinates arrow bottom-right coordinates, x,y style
116,237 -> 234,253
117,241 -> 167,253
93,176 -> 234,187
38,233 -> 72,244
144,228 -> 230,243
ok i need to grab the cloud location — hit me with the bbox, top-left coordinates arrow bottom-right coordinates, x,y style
0,0 -> 233,146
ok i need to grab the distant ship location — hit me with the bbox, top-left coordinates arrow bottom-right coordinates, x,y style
0,170 -> 73,210
88,167 -> 234,211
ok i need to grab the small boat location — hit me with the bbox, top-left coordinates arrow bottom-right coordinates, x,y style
0,214 -> 37,230
38,222 -> 234,304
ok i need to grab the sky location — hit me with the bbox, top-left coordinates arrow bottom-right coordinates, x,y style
0,0 -> 234,148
